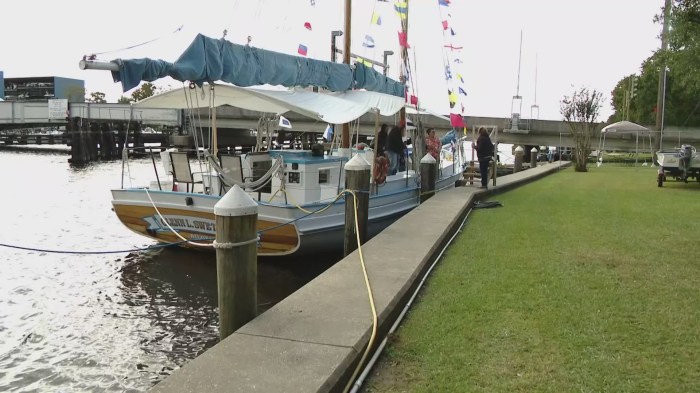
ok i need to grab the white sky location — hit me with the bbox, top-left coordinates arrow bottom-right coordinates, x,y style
1,0 -> 663,121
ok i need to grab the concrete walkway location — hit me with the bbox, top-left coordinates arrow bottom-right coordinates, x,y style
150,161 -> 570,393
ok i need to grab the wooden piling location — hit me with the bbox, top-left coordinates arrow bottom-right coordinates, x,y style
514,145 -> 524,173
214,185 -> 259,340
420,153 -> 437,203
344,154 -> 371,257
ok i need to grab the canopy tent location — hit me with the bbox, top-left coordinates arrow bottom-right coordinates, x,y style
597,121 -> 654,166
134,83 -> 406,124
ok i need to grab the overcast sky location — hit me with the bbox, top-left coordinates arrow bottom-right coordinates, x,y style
1,0 -> 663,121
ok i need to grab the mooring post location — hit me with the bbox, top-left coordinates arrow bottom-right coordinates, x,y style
514,145 -> 524,173
530,147 -> 538,168
214,185 -> 258,340
420,153 -> 437,203
344,154 -> 371,257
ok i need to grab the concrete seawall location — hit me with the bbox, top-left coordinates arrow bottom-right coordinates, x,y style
150,161 -> 570,393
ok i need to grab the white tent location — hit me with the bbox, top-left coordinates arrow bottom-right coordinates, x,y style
598,121 -> 654,166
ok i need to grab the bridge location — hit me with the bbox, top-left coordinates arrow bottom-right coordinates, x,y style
2,101 -> 699,152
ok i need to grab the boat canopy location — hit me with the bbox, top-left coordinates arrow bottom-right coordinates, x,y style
112,34 -> 405,98
134,84 -> 405,124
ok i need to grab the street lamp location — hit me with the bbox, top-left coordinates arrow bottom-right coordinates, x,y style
331,31 -> 343,63
383,50 -> 394,75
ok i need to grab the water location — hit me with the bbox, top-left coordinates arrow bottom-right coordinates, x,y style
0,147 -> 337,392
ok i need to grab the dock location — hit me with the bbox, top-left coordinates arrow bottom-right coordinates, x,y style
148,161 -> 569,392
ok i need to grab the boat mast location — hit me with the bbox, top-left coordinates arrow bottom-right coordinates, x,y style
399,1 -> 409,128
341,0 -> 352,149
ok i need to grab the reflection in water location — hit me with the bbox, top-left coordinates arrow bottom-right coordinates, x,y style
0,147 -> 339,392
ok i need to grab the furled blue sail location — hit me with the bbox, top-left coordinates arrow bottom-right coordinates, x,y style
112,34 -> 405,98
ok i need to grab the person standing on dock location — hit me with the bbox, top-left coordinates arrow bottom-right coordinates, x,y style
371,123 -> 389,157
473,127 -> 494,189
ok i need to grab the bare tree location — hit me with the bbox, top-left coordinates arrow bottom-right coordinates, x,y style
560,87 -> 604,172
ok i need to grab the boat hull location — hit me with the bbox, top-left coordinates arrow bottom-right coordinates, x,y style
111,170 -> 461,257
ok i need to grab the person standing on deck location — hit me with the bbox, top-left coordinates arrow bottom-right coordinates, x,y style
386,124 -> 406,176
371,123 -> 389,157
472,127 -> 494,189
425,127 -> 441,160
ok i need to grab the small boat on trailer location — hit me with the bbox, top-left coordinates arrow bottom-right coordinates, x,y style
656,144 -> 700,187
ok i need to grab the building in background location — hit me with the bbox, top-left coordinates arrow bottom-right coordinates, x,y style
3,76 -> 85,102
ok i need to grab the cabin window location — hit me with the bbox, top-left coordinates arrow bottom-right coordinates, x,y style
289,172 -> 300,184
318,169 -> 330,184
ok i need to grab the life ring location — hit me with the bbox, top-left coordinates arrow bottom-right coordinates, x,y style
374,155 -> 388,185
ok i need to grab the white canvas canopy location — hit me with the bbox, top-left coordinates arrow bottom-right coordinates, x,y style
134,83 -> 405,124
597,121 -> 654,166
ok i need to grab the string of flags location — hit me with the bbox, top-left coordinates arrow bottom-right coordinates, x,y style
438,0 -> 467,128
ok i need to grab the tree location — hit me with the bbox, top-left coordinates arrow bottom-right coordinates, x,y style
560,87 -> 604,172
86,91 -> 106,103
130,82 -> 159,102
117,96 -> 133,104
65,86 -> 86,103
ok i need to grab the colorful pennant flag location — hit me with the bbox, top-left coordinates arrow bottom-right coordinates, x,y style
394,1 -> 408,19
371,12 -> 382,25
304,22 -> 312,30
442,20 -> 449,30
323,124 -> 334,140
297,44 -> 308,56
448,90 -> 457,108
445,65 -> 452,80
398,31 -> 410,48
457,73 -> 464,83
458,87 -> 467,96
450,113 -> 465,128
439,0 -> 451,6
279,116 -> 292,128
409,95 -> 418,105
363,35 -> 375,48
450,28 -> 456,36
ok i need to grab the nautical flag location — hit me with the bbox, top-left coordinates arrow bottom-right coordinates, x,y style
450,28 -> 456,36
279,116 -> 292,129
439,0 -> 451,6
371,12 -> 382,25
323,124 -> 334,140
363,35 -> 375,48
459,87 -> 467,96
409,95 -> 418,105
445,65 -> 452,80
398,31 -> 410,48
394,1 -> 408,19
454,58 -> 463,63
450,113 -> 465,128
304,22 -> 312,30
444,44 -> 463,50
442,20 -> 449,30
297,44 -> 308,56
448,90 -> 457,108
457,73 -> 464,83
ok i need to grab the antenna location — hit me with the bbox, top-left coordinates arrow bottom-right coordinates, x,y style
509,30 -> 523,131
531,53 -> 539,119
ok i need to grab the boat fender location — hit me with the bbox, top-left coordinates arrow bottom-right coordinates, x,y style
374,155 -> 388,185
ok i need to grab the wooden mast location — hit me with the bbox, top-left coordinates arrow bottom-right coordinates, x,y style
341,0 -> 352,149
399,0 -> 409,128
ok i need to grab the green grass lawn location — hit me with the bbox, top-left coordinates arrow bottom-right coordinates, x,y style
364,165 -> 700,393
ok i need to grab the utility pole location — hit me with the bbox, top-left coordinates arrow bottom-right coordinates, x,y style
655,0 -> 672,155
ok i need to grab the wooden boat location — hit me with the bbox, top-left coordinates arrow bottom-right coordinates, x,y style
81,1 -> 469,256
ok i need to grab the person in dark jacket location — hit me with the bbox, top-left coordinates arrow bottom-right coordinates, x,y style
386,124 -> 406,176
472,127 -> 494,189
370,123 -> 388,157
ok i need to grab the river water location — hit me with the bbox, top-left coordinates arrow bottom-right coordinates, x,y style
0,147 -> 338,392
